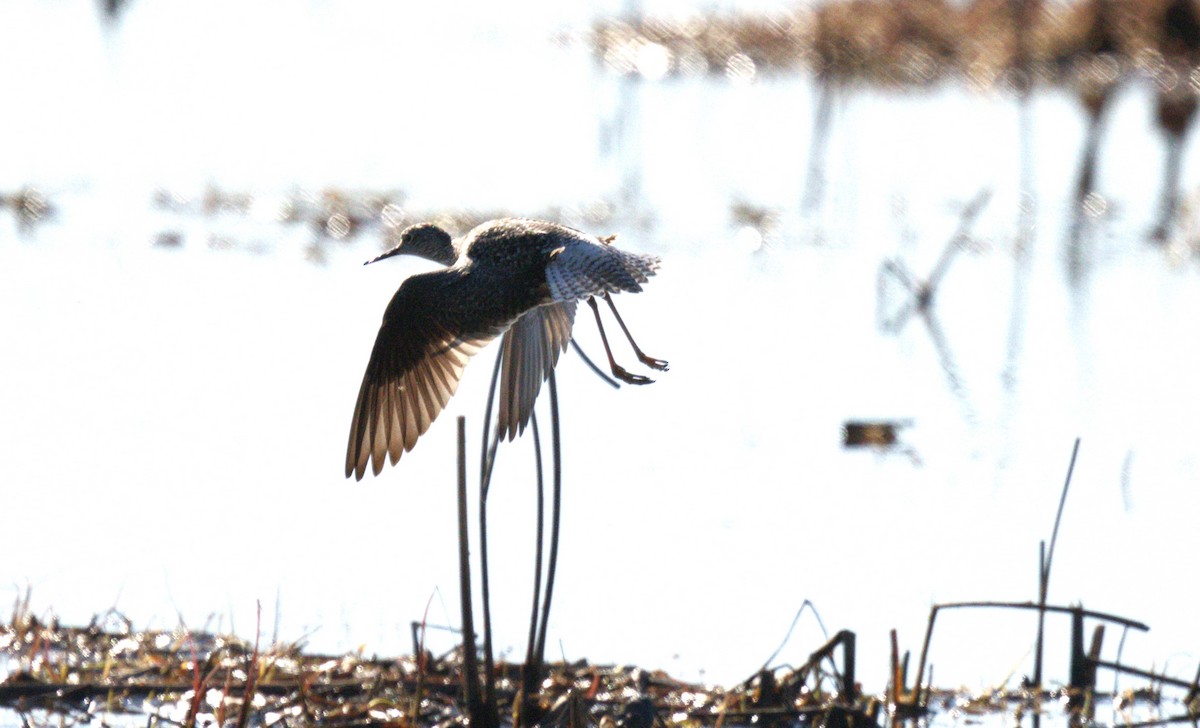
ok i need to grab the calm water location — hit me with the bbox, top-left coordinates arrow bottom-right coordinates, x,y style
2,0 -> 1200,703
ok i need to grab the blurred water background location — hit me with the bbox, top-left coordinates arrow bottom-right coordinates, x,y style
3,0 -> 1200,701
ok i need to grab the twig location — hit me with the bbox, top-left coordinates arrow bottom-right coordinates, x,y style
413,591 -> 438,719
1044,437 -> 1082,595
1091,659 -> 1199,691
183,635 -> 204,728
1035,437 -> 1082,702
758,600 -> 830,673
234,600 -> 262,728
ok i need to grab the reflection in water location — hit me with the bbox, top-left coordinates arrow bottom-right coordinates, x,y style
97,0 -> 131,27
1120,449 -> 1135,513
801,75 -> 835,214
1004,0 -> 1038,412
0,187 -> 54,237
596,1 -> 648,214
1061,2 -> 1124,295
921,307 -> 979,429
610,69 -> 644,212
802,6 -> 840,216
877,190 -> 990,335
1151,0 -> 1200,240
876,190 -> 991,430
1002,191 -> 1036,395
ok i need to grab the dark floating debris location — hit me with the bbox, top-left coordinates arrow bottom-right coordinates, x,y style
841,420 -> 920,464
841,420 -> 909,448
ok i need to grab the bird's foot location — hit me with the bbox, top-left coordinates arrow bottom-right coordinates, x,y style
639,354 -> 669,371
613,365 -> 654,385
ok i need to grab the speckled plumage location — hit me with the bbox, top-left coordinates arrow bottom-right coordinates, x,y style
345,218 -> 660,480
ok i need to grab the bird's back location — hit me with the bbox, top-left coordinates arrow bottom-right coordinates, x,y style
459,218 -> 582,267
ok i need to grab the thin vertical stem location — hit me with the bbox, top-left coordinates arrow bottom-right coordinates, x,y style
479,475 -> 497,720
1034,541 -> 1047,703
913,605 -> 939,713
1045,437 -> 1082,595
478,353 -> 504,723
1033,437 -> 1081,728
481,351 -> 504,496
521,411 -> 546,726
534,369 -> 563,671
455,417 -> 485,727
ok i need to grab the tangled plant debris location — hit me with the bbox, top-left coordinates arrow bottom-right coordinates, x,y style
0,597 -> 877,728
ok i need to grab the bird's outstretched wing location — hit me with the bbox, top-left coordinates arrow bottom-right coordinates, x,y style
496,301 -> 577,441
545,242 -> 659,301
345,273 -> 505,480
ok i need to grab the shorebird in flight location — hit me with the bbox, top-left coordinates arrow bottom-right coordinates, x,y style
345,218 -> 666,480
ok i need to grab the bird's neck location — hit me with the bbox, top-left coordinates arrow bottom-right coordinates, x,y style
421,242 -> 459,267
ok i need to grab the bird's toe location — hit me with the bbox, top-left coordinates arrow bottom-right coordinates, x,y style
613,366 -> 654,386
640,355 -> 669,371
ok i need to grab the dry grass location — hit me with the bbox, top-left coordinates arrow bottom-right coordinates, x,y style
0,598 -> 856,728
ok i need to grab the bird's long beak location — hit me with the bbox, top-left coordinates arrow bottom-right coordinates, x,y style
364,245 -> 404,266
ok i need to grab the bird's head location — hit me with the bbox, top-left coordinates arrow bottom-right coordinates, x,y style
365,223 -> 456,266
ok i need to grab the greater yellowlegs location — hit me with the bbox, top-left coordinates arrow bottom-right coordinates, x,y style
345,218 -> 666,480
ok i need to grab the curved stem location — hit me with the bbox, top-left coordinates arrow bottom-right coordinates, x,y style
454,417 -> 485,726
534,369 -> 563,670
478,352 -> 504,724
521,411 -> 545,724
569,338 -> 620,389
480,350 -> 504,497
478,485 -> 497,720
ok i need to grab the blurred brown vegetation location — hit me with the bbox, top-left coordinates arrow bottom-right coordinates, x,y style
589,0 -> 1200,89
